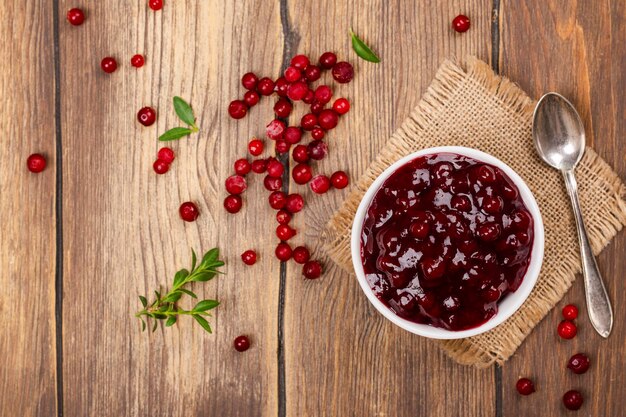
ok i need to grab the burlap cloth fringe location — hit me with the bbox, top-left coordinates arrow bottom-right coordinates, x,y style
323,56 -> 626,367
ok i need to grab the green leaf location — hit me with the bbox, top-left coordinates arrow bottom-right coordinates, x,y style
159,127 -> 193,142
193,315 -> 212,333
139,295 -> 147,308
191,249 -> 197,271
152,320 -> 158,332
201,248 -> 220,267
350,28 -> 380,63
153,313 -> 167,320
173,268 -> 190,288
165,316 -> 177,327
178,288 -> 198,298
162,291 -> 183,303
140,318 -> 147,332
189,270 -> 216,282
173,96 -> 196,127
154,290 -> 161,301
193,299 -> 220,312
158,304 -> 169,312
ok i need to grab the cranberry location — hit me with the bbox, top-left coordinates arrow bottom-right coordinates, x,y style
310,175 -> 331,194
264,175 -> 283,191
234,335 -> 250,352
331,61 -> 354,83
482,195 -> 503,214
225,175 -> 247,194
292,163 -> 312,184
251,159 -> 267,174
274,77 -> 289,97
314,85 -> 333,104
179,202 -> 199,222
67,8 -> 85,26
307,141 -> 328,160
476,222 -> 501,242
332,98 -> 350,115
256,77 -> 275,96
293,246 -> 311,264
284,66 -> 302,83
563,390 -> 583,411
267,158 -> 285,178
318,109 -> 339,130
266,119 -> 286,140
276,210 -> 292,225
228,100 -> 248,119
562,304 -> 578,320
224,195 -> 243,213
275,140 -> 291,154
234,158 -> 251,175
27,153 -> 46,173
275,243 -> 292,261
451,195 -> 471,211
292,145 -> 309,163
248,139 -> 264,156
567,353 -> 590,374
515,378 -> 535,395
330,171 -> 349,189
409,221 -> 429,239
290,54 -> 310,70
319,52 -> 337,69
157,147 -> 175,163
285,194 -> 304,213
287,82 -> 309,101
149,0 -> 163,10
302,90 -> 315,104
303,260 -> 323,279
558,320 -> 577,339
310,101 -> 324,115
241,250 -> 257,266
300,113 -> 318,131
131,54 -> 145,68
276,224 -> 296,241
137,106 -> 157,126
100,57 -> 117,74
304,65 -> 321,82
241,72 -> 259,90
476,165 -> 496,183
274,99 -> 293,118
269,191 -> 287,210
284,126 -> 302,144
452,14 -> 471,33
153,159 -> 170,174
244,91 -> 260,107
311,127 -> 325,140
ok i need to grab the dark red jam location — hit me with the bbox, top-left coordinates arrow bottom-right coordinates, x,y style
361,153 -> 534,331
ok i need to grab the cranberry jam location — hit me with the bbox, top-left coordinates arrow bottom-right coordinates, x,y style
361,153 -> 534,331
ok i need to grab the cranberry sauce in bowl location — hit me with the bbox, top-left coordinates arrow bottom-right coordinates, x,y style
360,151 -> 536,332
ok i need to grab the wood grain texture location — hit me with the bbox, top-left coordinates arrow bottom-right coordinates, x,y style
283,1 -> 496,416
0,1 -> 58,416
500,1 -> 626,416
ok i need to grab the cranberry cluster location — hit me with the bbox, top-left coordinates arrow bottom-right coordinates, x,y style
225,52 -> 356,279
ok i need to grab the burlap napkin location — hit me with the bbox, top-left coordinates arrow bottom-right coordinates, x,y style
324,56 -> 626,367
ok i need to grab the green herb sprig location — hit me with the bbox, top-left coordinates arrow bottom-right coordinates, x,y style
159,96 -> 200,141
135,248 -> 224,333
350,28 -> 381,63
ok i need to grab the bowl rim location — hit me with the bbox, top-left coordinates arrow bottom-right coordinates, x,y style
350,146 -> 545,339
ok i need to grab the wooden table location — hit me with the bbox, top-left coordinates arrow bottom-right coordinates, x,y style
1,1 -> 624,416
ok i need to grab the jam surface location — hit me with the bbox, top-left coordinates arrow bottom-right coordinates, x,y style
361,153 -> 534,331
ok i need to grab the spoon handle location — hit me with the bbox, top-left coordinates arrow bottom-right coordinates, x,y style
562,170 -> 613,337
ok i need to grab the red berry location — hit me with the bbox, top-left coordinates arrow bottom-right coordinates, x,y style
318,109 -> 339,130
256,77 -> 275,96
307,140 -> 328,160
515,378 -> 535,396
264,175 -> 283,191
157,147 -> 175,163
268,191 -> 287,210
244,90 -> 260,107
562,304 -> 578,320
331,171 -> 349,189
241,250 -> 257,266
228,100 -> 248,119
331,61 -> 354,83
275,243 -> 292,261
149,0 -> 163,10
319,52 -> 337,69
234,335 -> 250,352
241,72 -> 259,90
276,210 -> 292,225
234,158 -> 251,175
292,163 -> 312,184
304,65 -> 321,82
153,159 -> 170,174
276,224 -> 296,241
179,202 -> 199,222
300,113 -> 318,131
302,90 -> 315,104
452,14 -> 471,33
67,8 -> 85,26
563,390 -> 583,411
567,353 -> 590,374
274,99 -> 293,118
248,139 -> 264,156
224,195 -> 243,213
310,175 -> 330,194
285,193 -> 304,213
290,54 -> 310,70
557,320 -> 577,339
267,158 -> 285,178
137,106 -> 157,126
27,153 -> 46,173
311,127 -> 325,140
251,159 -> 267,174
292,145 -> 309,163
131,54 -> 145,68
266,119 -> 286,140
275,140 -> 291,154
293,246 -> 311,264
284,126 -> 302,144
303,260 -> 322,279
310,101 -> 324,115
225,175 -> 247,195
314,85 -> 333,104
274,77 -> 289,97
284,66 -> 302,83
332,98 -> 350,115
287,82 -> 309,101
100,57 -> 117,74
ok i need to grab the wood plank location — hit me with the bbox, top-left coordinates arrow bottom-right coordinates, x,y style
58,1 -> 283,415
0,1 -> 58,416
283,1 -> 496,415
500,1 -> 626,415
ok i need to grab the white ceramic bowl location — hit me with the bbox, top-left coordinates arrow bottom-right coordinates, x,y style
351,146 -> 544,339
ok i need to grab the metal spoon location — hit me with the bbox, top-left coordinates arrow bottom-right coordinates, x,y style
532,92 -> 613,338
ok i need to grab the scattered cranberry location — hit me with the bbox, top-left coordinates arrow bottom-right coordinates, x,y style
248,139 -> 264,156
267,119 -> 286,140
251,159 -> 267,174
284,66 -> 302,83
153,159 -> 169,174
562,304 -> 578,320
137,106 -> 157,126
283,127 -> 302,145
558,320 -> 577,339
276,224 -> 296,241
234,335 -> 250,352
274,99 -> 293,118
311,127 -> 325,140
287,82 -> 309,101
267,159 -> 285,178
228,100 -> 248,119
257,77 -> 275,96
563,390 -> 583,411
314,85 -> 333,104
275,140 -> 290,154
285,194 -> 304,213
292,163 -> 312,184
275,77 -> 289,97
318,109 -> 339,130
131,54 -> 145,68
100,57 -> 117,74
308,141 -> 328,160
27,153 -> 46,173
292,145 -> 309,163
567,353 -> 590,374
275,243 -> 292,261
330,171 -> 349,189
304,65 -> 321,82
310,101 -> 324,115
264,175 -> 283,191
293,246 -> 310,264
290,54 -> 310,70
149,0 -> 163,10
269,191 -> 287,210
241,250 -> 257,266
333,98 -> 350,115
300,113 -> 317,131
319,52 -> 337,69
303,260 -> 322,279
157,147 -> 175,163
452,14 -> 471,33
224,195 -> 243,213
67,8 -> 85,26
234,158 -> 251,175
276,210 -> 291,225
241,72 -> 259,90
331,61 -> 354,84
515,378 -> 535,396
225,175 -> 247,195
244,91 -> 260,107
310,175 -> 331,194
179,202 -> 199,222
